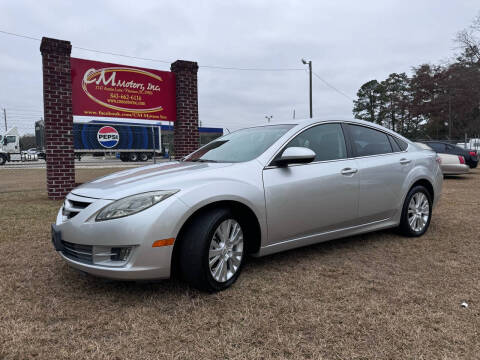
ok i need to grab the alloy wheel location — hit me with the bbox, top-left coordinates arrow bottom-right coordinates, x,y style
407,192 -> 430,232
208,219 -> 244,283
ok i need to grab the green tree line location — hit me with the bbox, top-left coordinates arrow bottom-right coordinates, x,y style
353,14 -> 480,140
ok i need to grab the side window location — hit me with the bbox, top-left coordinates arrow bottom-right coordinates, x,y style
282,123 -> 347,162
394,137 -> 408,151
388,135 -> 401,152
348,125 -> 392,156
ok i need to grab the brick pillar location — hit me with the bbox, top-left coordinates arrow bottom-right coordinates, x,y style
40,37 -> 75,200
170,60 -> 199,158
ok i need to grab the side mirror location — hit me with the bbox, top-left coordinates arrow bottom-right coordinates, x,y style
274,147 -> 316,167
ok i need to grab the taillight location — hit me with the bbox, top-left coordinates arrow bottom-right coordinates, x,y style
458,156 -> 465,164
469,151 -> 477,157
436,156 -> 442,165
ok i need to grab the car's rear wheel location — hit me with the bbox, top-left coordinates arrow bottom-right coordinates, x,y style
178,208 -> 245,292
399,185 -> 432,237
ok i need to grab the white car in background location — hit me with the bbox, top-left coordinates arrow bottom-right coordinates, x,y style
416,142 -> 469,175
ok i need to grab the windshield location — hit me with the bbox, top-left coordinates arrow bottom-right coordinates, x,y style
185,125 -> 294,163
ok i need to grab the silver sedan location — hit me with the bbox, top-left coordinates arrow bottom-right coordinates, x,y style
52,119 -> 443,291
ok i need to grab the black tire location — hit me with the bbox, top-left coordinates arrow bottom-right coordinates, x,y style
178,207 -> 246,292
129,152 -> 138,162
139,153 -> 148,162
398,185 -> 432,237
0,155 -> 6,166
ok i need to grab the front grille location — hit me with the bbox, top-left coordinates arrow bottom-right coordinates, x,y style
61,241 -> 93,264
63,197 -> 93,220
69,199 -> 90,209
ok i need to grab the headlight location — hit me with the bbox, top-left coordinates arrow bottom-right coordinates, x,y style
95,190 -> 179,221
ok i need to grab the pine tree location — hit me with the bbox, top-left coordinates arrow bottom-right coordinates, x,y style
352,80 -> 384,124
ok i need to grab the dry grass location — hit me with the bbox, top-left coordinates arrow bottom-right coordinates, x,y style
0,168 -> 479,359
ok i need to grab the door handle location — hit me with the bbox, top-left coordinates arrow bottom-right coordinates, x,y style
399,158 -> 411,165
341,167 -> 358,175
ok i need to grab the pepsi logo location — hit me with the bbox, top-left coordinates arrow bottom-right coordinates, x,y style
97,126 -> 119,148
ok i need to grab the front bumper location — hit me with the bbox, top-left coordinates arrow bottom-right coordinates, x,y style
52,192 -> 188,280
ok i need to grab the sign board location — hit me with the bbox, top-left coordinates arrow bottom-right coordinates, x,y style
71,58 -> 176,122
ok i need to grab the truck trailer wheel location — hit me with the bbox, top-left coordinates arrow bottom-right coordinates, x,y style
139,153 -> 148,162
129,153 -> 138,162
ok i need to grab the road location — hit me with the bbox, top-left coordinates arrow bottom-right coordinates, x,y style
0,156 -> 171,169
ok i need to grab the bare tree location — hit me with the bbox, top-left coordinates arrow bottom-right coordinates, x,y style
455,13 -> 480,62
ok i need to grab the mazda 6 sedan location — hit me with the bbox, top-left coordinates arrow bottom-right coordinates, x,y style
52,119 -> 443,291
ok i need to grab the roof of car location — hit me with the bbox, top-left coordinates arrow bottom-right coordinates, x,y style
249,118 -> 408,139
252,118 -> 376,128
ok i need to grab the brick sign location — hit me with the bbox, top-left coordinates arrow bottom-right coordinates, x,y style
71,58 -> 176,122
41,37 -> 199,200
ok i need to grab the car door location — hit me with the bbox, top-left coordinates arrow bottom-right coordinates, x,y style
262,123 -> 359,246
5,136 -> 18,153
345,124 -> 411,224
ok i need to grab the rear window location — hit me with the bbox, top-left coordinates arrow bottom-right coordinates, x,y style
428,143 -> 445,152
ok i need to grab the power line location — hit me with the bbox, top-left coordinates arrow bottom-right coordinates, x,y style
73,46 -> 171,64
1,29 -> 355,111
0,29 -> 40,41
0,29 -> 305,72
200,65 -> 304,71
312,71 -> 354,101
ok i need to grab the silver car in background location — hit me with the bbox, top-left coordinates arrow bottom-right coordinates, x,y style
52,119 -> 443,291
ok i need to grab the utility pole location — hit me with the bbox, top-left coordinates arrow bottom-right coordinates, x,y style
151,125 -> 156,165
3,108 -> 6,132
301,59 -> 313,118
448,94 -> 452,139
265,115 -> 273,123
293,109 -> 296,119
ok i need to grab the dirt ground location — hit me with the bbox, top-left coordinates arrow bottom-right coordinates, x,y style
0,168 -> 479,359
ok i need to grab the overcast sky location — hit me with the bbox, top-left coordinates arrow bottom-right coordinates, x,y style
1,0 -> 479,133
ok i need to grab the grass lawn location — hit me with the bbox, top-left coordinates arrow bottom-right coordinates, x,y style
0,167 -> 479,359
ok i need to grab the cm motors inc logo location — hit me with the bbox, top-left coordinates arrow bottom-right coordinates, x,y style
97,126 -> 119,148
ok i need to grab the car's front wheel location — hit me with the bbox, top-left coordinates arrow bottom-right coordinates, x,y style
399,185 -> 432,237
178,208 -> 245,292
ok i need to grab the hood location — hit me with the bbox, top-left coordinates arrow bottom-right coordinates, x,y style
71,161 -> 233,200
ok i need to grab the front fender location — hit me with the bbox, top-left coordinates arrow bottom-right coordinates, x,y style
169,169 -> 267,247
